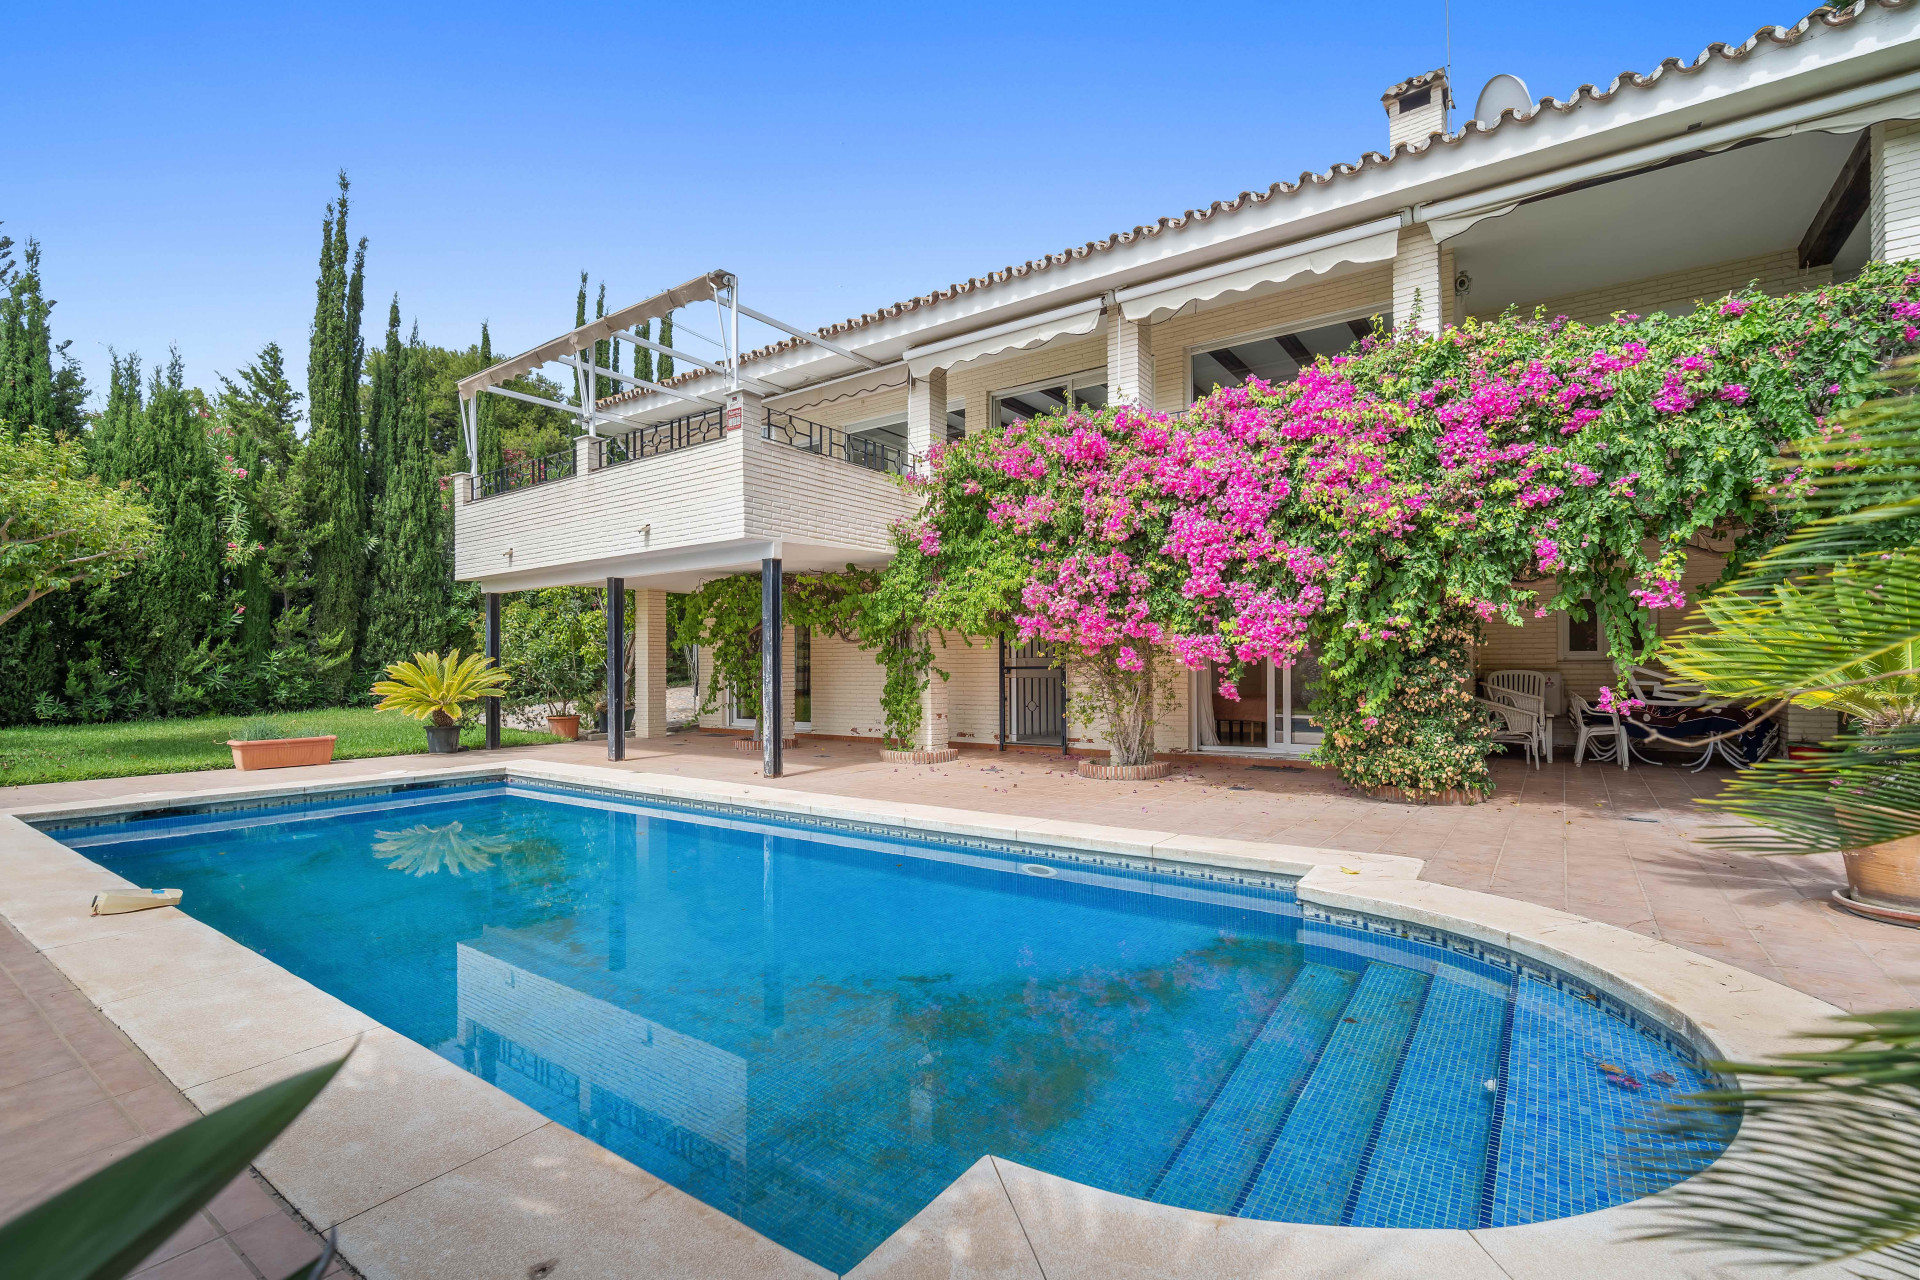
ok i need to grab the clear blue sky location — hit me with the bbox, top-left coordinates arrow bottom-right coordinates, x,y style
8,0 -> 1792,411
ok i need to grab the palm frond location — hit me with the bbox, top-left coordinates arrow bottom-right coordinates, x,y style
1662,551 -> 1920,715
1700,726 -> 1920,854
1639,1011 -> 1920,1277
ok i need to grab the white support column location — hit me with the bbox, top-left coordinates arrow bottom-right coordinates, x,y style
631,589 -> 670,739
1106,314 -> 1156,410
1392,226 -> 1446,335
725,389 -> 765,435
907,367 -> 948,466
1872,120 -> 1920,262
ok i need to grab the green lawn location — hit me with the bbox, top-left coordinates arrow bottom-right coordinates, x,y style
0,708 -> 562,787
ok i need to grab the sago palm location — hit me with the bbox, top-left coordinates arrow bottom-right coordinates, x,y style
370,650 -> 510,726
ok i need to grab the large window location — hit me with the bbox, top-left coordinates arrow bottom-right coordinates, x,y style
1189,314 -> 1385,401
992,369 -> 1107,428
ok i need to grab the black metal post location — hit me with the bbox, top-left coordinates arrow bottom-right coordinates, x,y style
997,633 -> 1007,751
1060,663 -> 1070,756
761,558 -> 783,778
484,592 -> 501,750
606,577 -> 626,762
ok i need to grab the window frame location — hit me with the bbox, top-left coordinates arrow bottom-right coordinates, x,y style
1557,600 -> 1608,660
989,367 -> 1109,428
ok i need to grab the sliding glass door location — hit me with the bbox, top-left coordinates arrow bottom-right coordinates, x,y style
1196,654 -> 1322,751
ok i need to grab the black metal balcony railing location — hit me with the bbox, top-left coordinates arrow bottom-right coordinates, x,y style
475,447 -> 576,499
596,408 -> 728,468
763,409 -> 909,476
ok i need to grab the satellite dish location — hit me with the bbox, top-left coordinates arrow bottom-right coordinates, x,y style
1473,74 -> 1533,129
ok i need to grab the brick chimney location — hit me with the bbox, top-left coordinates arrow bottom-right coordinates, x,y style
1383,69 -> 1451,150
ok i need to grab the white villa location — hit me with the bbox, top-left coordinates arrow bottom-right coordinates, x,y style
454,1 -> 1920,771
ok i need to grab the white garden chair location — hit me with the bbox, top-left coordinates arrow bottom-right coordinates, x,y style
1486,686 -> 1550,770
1484,669 -> 1552,763
1571,693 -> 1627,769
1477,697 -> 1539,768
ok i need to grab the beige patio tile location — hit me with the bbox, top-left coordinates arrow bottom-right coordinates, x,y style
100,965 -> 378,1091
846,1156 -> 1043,1280
185,1027 -> 548,1228
335,1122 -> 828,1280
47,915 -> 275,1006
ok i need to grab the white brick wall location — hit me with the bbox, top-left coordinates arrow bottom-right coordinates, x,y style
455,430 -> 750,585
1873,119 -> 1920,262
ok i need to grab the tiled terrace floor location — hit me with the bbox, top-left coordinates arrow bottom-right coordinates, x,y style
2,732 -> 1913,1255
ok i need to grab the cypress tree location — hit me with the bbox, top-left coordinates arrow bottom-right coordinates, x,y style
366,324 -> 451,667
365,297 -> 402,509
658,311 -> 674,381
633,319 -> 653,384
92,350 -> 143,482
125,349 -> 222,705
475,322 -> 503,475
218,342 -> 303,666
0,237 -> 61,436
302,172 -> 370,694
594,282 -> 611,403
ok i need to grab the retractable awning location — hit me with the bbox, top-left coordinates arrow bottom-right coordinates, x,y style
902,298 -> 1107,377
1114,216 -> 1403,323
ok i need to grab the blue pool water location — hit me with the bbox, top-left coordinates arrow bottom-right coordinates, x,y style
49,781 -> 1729,1271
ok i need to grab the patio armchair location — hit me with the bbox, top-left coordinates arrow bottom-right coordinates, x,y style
1486,686 -> 1551,768
1483,670 -> 1552,764
1477,696 -> 1540,768
1570,693 -> 1627,769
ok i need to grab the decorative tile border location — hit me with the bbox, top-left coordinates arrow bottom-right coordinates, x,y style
1301,900 -> 1726,1078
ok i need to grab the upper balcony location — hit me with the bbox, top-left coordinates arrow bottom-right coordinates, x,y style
452,407 -> 917,593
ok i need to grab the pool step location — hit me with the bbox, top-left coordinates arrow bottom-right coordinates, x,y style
1149,961 -> 1360,1214
1236,962 -> 1431,1223
1345,969 -> 1513,1228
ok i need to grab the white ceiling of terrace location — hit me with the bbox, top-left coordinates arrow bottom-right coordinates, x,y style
1450,129 -> 1863,317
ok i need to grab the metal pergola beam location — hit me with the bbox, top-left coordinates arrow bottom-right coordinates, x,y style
480,383 -> 630,431
555,355 -> 727,410
731,301 -> 881,369
609,329 -> 780,395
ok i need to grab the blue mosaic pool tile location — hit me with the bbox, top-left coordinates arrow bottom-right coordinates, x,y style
1150,958 -> 1347,1213
1238,962 -> 1430,1223
1345,969 -> 1511,1228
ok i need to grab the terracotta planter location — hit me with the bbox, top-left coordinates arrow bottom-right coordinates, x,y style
880,747 -> 960,764
425,724 -> 463,754
1842,836 -> 1920,913
546,714 -> 581,740
227,735 -> 337,771
1076,759 -> 1173,781
731,736 -> 797,752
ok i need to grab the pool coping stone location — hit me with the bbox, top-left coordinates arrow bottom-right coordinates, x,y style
0,759 -> 1853,1280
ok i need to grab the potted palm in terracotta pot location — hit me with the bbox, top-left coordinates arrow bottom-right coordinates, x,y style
370,650 -> 511,753
1660,364 -> 1920,924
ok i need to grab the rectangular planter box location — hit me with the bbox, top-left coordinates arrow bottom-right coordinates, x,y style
227,735 -> 338,770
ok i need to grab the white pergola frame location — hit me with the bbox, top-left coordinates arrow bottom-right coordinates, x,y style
455,270 -> 877,474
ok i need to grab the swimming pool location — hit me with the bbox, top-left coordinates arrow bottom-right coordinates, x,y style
48,779 -> 1730,1272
